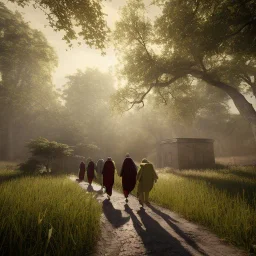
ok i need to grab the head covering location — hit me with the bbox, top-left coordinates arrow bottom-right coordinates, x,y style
126,153 -> 130,157
107,157 -> 112,161
142,158 -> 149,163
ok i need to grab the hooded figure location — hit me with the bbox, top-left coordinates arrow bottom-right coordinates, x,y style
102,157 -> 116,199
137,159 -> 158,206
120,154 -> 137,202
96,159 -> 104,188
86,159 -> 95,185
78,161 -> 86,181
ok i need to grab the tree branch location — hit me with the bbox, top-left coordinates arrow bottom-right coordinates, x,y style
125,73 -> 187,111
157,87 -> 167,105
189,68 -> 256,124
192,0 -> 200,15
239,73 -> 256,98
125,83 -> 154,111
134,22 -> 154,62
224,17 -> 256,39
154,73 -> 188,87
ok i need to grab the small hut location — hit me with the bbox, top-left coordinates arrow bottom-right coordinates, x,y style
157,138 -> 215,169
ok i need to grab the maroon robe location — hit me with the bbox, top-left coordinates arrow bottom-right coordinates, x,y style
78,162 -> 86,180
120,157 -> 137,197
87,161 -> 95,184
102,160 -> 115,196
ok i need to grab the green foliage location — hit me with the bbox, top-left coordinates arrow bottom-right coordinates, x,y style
25,137 -> 73,172
0,173 -> 101,255
7,0 -> 109,50
74,143 -> 100,158
0,3 -> 58,110
0,164 -> 21,183
112,166 -> 256,249
19,158 -> 43,173
112,0 -> 256,129
63,68 -> 114,121
0,3 -> 62,160
62,68 -> 116,156
28,137 -> 73,160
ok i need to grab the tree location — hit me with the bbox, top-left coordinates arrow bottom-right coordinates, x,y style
63,68 -> 116,155
27,137 -> 73,172
112,0 -> 256,141
0,3 -> 59,160
8,0 -> 109,50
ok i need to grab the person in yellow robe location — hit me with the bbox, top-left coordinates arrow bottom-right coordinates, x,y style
136,159 -> 158,206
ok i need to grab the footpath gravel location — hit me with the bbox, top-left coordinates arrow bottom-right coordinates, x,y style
71,177 -> 247,256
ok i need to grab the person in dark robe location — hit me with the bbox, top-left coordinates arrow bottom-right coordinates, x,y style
86,158 -> 95,185
102,157 -> 116,200
120,153 -> 137,203
96,159 -> 104,189
78,161 -> 86,181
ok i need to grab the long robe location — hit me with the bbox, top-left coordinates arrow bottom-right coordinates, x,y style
87,161 -> 95,184
120,157 -> 137,197
137,162 -> 158,193
78,162 -> 86,180
96,159 -> 104,186
102,160 -> 115,196
96,159 -> 104,175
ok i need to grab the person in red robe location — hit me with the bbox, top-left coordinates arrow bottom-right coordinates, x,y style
86,159 -> 95,185
120,154 -> 137,203
78,161 -> 86,181
102,157 -> 116,200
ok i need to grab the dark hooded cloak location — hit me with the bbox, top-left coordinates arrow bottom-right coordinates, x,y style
78,162 -> 86,180
102,158 -> 115,196
87,161 -> 95,182
120,157 -> 137,193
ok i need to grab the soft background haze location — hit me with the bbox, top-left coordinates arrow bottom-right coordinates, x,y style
4,0 -> 127,89
3,0 -> 256,112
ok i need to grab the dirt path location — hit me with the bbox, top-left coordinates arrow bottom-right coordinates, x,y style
71,177 -> 246,256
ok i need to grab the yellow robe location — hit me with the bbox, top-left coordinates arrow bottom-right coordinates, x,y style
137,162 -> 158,193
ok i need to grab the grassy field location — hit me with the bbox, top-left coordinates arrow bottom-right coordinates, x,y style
0,169 -> 101,256
111,165 -> 256,250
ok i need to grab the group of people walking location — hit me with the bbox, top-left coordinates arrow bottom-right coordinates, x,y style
77,154 -> 158,206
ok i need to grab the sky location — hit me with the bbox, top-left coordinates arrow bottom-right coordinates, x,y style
4,0 -> 127,89
2,0 -> 256,113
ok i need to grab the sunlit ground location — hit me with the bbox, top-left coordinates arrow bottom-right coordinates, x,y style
110,165 -> 256,249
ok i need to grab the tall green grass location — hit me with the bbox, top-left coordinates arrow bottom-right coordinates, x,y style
0,174 -> 101,256
112,167 -> 256,249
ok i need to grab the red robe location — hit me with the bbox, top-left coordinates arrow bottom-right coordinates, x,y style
120,157 -> 137,197
78,162 -> 86,180
102,160 -> 115,196
87,161 -> 95,184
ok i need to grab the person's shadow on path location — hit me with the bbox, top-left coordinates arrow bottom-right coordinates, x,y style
85,184 -> 104,196
103,199 -> 130,228
124,204 -> 192,255
148,204 -> 208,256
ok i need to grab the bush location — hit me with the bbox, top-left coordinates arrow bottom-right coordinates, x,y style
20,137 -> 74,174
19,158 -> 43,173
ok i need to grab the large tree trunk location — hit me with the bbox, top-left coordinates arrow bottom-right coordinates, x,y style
251,123 -> 256,143
191,70 -> 256,142
6,116 -> 14,161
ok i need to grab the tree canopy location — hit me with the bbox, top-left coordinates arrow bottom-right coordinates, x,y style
0,3 -> 59,160
112,0 -> 256,140
28,137 -> 73,160
8,0 -> 109,50
62,68 -> 115,156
